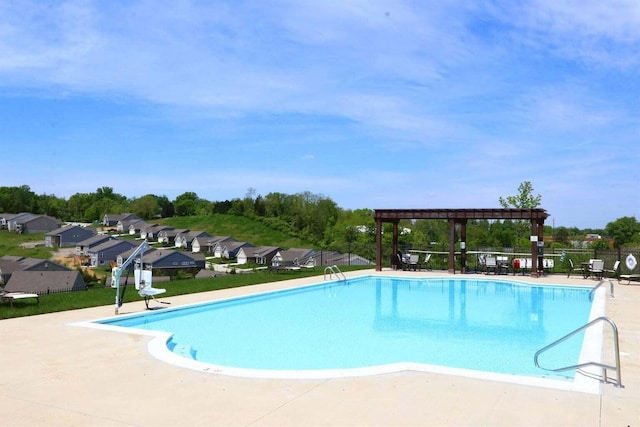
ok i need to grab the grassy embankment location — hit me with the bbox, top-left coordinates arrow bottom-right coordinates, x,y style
0,214 -> 369,319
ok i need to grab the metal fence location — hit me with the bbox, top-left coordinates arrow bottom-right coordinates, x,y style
342,243 -> 639,276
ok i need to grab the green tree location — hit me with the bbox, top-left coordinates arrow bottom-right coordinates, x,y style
498,181 -> 542,209
34,193 -> 67,218
67,193 -> 94,222
174,192 -> 199,216
0,185 -> 38,213
498,181 -> 542,247
605,216 -> 640,248
554,226 -> 570,243
130,194 -> 162,220
156,195 -> 175,218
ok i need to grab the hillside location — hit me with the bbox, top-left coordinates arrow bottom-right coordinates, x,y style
156,214 -> 316,249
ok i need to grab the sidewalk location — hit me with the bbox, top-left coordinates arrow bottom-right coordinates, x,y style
0,270 -> 638,426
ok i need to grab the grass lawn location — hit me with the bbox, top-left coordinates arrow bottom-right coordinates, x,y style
1,265 -> 370,320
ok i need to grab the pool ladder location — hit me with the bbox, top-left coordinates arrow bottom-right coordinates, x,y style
324,265 -> 346,281
589,278 -> 615,300
534,316 -> 623,388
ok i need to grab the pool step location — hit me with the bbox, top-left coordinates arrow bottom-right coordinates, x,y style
173,343 -> 196,359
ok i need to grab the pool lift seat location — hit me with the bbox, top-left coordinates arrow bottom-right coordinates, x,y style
135,268 -> 167,310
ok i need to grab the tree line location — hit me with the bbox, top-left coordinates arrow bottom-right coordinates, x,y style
1,184 -> 638,251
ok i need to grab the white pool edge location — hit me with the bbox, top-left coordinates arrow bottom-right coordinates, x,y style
70,277 -> 605,395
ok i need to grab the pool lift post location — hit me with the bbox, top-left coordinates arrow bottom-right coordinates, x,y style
112,239 -> 167,315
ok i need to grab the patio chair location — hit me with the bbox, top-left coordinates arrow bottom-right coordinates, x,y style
604,260 -> 620,279
567,259 -> 585,278
408,254 -> 420,271
423,253 -> 432,270
485,256 -> 497,274
589,259 -> 605,279
496,256 -> 509,275
477,254 -> 487,273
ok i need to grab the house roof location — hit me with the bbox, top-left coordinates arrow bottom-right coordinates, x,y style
159,228 -> 189,238
4,270 -> 85,294
46,224 -> 96,237
18,257 -> 69,271
76,234 -> 115,247
87,239 -> 138,254
250,246 -> 281,257
137,248 -> 205,266
0,213 -> 29,221
181,230 -> 211,240
224,241 -> 254,251
0,259 -> 21,275
279,248 -> 316,263
0,256 -> 70,273
143,224 -> 174,232
7,213 -> 37,223
122,219 -> 149,229
206,236 -> 236,245
104,213 -> 139,222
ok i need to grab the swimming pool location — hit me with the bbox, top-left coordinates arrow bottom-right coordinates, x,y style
78,275 -> 605,392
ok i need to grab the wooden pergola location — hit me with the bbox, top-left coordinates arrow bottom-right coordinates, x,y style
373,208 -> 550,277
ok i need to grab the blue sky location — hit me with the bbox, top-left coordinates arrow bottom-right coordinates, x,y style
1,1 -> 638,229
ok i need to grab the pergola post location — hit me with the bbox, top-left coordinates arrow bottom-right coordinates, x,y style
530,220 -> 539,278
392,220 -> 399,268
537,219 -> 545,275
460,219 -> 467,273
448,219 -> 456,274
375,219 -> 382,271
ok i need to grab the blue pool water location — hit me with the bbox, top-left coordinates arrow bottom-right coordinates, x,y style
99,276 -> 595,380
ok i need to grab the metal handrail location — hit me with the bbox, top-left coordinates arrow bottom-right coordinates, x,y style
534,316 -> 623,388
323,265 -> 346,281
589,278 -> 615,300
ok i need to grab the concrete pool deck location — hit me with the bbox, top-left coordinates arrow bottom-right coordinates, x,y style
1,270 -> 638,426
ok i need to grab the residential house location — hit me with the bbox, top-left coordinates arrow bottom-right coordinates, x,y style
198,236 -> 235,255
118,218 -> 148,235
239,246 -> 280,265
215,241 -> 254,260
273,248 -> 317,267
175,230 -> 211,250
0,213 -> 24,229
158,228 -> 190,246
75,234 -> 116,256
0,256 -> 71,285
3,213 -> 33,231
102,213 -> 140,228
122,248 -> 206,272
140,224 -> 174,241
4,270 -> 86,294
6,213 -> 61,234
45,224 -> 97,248
87,239 -> 138,267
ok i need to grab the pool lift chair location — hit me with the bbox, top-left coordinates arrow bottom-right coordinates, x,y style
112,239 -> 168,314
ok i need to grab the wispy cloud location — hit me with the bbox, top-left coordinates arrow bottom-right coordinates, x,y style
0,1 -> 638,228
